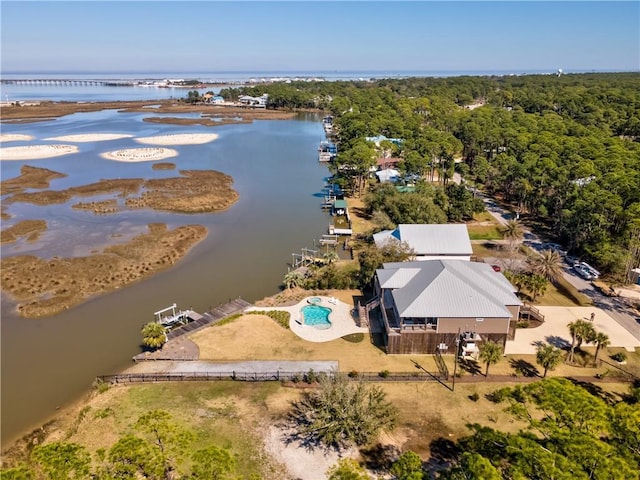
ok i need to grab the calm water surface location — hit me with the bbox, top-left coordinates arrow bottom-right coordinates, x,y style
1,108 -> 332,447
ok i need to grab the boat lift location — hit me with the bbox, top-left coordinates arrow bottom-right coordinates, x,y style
154,303 -> 190,328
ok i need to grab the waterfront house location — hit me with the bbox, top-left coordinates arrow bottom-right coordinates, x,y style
373,224 -> 473,261
238,94 -> 268,108
373,260 -> 522,354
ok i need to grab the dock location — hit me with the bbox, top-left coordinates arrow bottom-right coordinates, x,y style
133,298 -> 252,361
166,298 -> 252,340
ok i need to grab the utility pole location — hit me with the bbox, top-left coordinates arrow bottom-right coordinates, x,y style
452,328 -> 460,391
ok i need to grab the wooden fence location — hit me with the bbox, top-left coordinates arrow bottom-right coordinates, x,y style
98,370 -> 444,385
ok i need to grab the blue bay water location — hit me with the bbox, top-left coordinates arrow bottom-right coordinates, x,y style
0,86 -> 333,447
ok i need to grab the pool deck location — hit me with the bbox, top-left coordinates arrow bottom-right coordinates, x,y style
245,296 -> 369,342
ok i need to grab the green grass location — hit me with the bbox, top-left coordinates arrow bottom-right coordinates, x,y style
471,241 -> 509,258
534,282 -> 584,306
77,382 -> 281,478
467,224 -> 503,240
553,275 -> 593,306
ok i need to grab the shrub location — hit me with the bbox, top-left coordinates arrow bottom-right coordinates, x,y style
92,377 -> 110,394
247,310 -> 290,329
378,370 -> 390,378
486,387 -> 510,403
304,369 -> 318,384
610,351 -> 627,363
348,370 -> 359,378
469,392 -> 480,402
290,373 -> 398,448
94,407 -> 114,419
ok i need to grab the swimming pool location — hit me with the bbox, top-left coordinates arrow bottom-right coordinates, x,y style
301,304 -> 332,329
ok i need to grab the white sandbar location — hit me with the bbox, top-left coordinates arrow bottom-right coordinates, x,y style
0,144 -> 79,160
0,134 -> 35,143
45,133 -> 134,142
101,147 -> 178,162
135,133 -> 219,145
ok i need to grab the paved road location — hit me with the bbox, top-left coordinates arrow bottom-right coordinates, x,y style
477,191 -> 640,341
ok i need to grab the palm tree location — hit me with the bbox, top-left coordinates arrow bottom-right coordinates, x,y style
530,249 -> 563,282
283,270 -> 304,289
593,332 -> 610,365
141,322 -> 167,349
575,321 -> 596,350
323,251 -> 339,265
567,320 -> 596,363
567,320 -> 579,364
500,220 -> 524,251
479,341 -> 503,377
527,274 -> 548,302
535,344 -> 563,377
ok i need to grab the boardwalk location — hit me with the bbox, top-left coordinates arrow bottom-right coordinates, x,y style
133,298 -> 252,362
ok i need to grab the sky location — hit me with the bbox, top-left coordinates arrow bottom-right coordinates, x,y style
1,1 -> 638,74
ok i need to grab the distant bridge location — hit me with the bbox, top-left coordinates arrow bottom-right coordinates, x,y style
1,79 -> 135,87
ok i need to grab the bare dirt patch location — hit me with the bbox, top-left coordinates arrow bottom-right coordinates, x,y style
0,223 -> 207,318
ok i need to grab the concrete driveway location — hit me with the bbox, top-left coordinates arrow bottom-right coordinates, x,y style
505,306 -> 640,355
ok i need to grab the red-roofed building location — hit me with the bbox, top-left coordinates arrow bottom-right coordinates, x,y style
376,157 -> 402,170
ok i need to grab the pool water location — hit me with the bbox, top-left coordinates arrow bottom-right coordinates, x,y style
301,305 -> 332,329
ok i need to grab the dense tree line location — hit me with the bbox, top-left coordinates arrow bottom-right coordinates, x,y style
231,72 -> 640,281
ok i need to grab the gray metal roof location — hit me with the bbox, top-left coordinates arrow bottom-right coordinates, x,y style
377,260 -> 522,319
373,224 -> 472,256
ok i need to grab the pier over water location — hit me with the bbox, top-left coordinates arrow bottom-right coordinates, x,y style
1,79 -> 134,87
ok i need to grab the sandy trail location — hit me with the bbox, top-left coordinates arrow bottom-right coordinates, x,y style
45,133 -> 134,142
100,147 -> 178,162
0,144 -> 79,160
135,133 -> 219,145
0,134 -> 35,142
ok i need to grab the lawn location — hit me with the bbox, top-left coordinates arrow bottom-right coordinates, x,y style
466,212 -> 503,240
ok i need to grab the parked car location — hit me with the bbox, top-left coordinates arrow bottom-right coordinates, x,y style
573,264 -> 593,280
579,262 -> 600,279
491,265 -> 501,272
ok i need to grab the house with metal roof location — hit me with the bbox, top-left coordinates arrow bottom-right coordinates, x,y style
372,260 -> 522,354
373,224 -> 473,261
